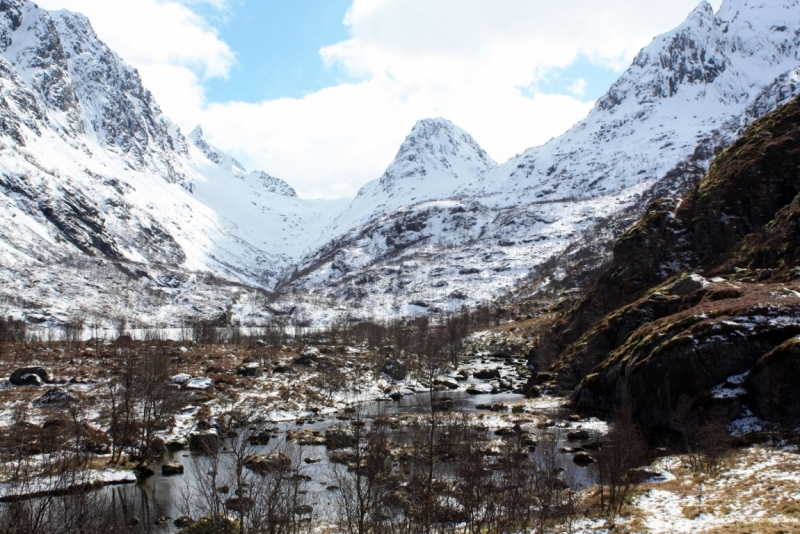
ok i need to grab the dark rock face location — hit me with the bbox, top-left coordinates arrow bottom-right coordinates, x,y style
381,358 -> 407,381
558,96 -> 800,432
555,96 -> 800,386
746,336 -> 800,425
10,366 -> 50,385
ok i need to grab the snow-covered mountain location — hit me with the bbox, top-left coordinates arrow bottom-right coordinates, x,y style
0,0 -> 347,325
279,0 -> 800,317
2,0 -> 800,326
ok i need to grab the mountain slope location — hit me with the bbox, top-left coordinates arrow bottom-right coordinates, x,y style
549,94 -> 800,432
0,0 -> 348,325
276,0 -> 800,319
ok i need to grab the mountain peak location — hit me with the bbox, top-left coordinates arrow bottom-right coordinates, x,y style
380,118 -> 495,189
188,125 -> 204,142
248,171 -> 298,198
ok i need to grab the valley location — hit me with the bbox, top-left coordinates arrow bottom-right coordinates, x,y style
1,0 -> 800,532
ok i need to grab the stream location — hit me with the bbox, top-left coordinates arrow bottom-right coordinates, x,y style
115,389 -> 600,531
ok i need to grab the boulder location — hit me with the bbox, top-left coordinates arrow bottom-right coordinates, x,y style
433,376 -> 459,390
10,367 -> 51,386
171,373 -> 191,385
174,516 -> 194,529
32,388 -> 73,407
466,383 -> 494,395
248,429 -> 272,445
189,432 -> 219,454
381,358 -> 407,381
573,451 -> 596,465
473,368 -> 501,380
184,377 -> 214,391
244,452 -> 291,474
236,363 -> 263,378
566,430 -> 590,441
161,461 -> 184,476
291,354 -> 317,367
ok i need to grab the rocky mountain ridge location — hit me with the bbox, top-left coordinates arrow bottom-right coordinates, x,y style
277,0 -> 800,318
546,94 -> 800,432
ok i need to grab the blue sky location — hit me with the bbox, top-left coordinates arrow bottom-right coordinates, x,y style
199,0 -> 356,103
192,0 -> 623,105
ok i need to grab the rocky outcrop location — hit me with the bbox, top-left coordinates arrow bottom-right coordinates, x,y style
746,336 -> 800,425
10,366 -> 51,385
560,95 -> 800,432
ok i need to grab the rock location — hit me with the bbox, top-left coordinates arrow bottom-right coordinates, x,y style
248,429 -> 272,445
433,376 -> 459,390
473,368 -> 501,380
236,363 -> 263,377
189,433 -> 219,454
567,430 -> 590,441
492,349 -> 514,360
129,516 -> 140,526
292,352 -> 318,367
325,429 -> 356,449
10,367 -> 51,386
466,383 -> 494,395
167,440 -> 186,451
161,461 -> 184,476
536,419 -> 555,429
525,385 -> 542,398
573,451 -> 596,465
171,373 -> 191,384
32,388 -> 73,407
174,516 -> 194,529
389,391 -> 403,401
244,452 -> 291,474
381,358 -> 407,381
288,429 -> 326,446
155,516 -> 171,526
184,377 -> 214,391
747,336 -> 800,425
273,365 -> 292,374
135,464 -> 155,479
568,414 -> 581,422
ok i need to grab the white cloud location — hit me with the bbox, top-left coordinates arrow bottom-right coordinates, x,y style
568,79 -> 588,97
37,0 -> 724,198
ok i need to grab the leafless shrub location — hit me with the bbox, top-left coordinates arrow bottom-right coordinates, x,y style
593,407 -> 647,518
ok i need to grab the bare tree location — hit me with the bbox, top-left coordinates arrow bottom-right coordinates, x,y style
594,407 -> 647,517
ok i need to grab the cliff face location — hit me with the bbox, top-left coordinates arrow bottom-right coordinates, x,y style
552,95 -> 800,431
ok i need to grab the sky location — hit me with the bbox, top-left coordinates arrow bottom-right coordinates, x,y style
39,0 -> 723,198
